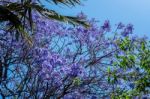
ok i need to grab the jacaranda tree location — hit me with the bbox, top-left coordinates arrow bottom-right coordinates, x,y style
0,11 -> 144,98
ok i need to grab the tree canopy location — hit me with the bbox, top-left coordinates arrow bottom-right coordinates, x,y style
0,0 -> 150,99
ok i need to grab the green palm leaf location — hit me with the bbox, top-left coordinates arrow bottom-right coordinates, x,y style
0,0 -> 89,45
38,0 -> 81,6
0,5 -> 32,45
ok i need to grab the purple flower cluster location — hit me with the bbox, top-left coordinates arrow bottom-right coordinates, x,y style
101,20 -> 111,32
68,63 -> 83,77
0,11 -> 141,98
121,24 -> 134,37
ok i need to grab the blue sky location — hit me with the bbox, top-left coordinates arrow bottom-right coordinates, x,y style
46,0 -> 150,37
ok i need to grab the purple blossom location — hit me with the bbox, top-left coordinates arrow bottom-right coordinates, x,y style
68,63 -> 82,77
121,24 -> 134,36
101,20 -> 111,32
126,24 -> 134,32
117,22 -> 125,29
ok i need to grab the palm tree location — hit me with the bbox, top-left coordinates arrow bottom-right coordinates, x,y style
0,0 -> 88,45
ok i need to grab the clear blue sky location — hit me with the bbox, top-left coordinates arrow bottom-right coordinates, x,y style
46,0 -> 150,37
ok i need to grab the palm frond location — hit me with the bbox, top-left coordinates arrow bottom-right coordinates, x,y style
0,0 -> 89,45
38,0 -> 81,6
0,5 -> 32,45
30,3 -> 89,27
6,2 -> 89,27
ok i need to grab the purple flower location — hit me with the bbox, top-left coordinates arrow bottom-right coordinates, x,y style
117,22 -> 125,29
49,58 -> 55,65
126,24 -> 134,33
101,20 -> 111,32
121,24 -> 134,37
68,64 -> 82,77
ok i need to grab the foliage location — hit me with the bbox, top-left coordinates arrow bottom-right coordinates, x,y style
113,36 -> 150,98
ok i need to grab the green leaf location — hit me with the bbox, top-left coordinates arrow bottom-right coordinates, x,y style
141,41 -> 146,51
73,77 -> 81,86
